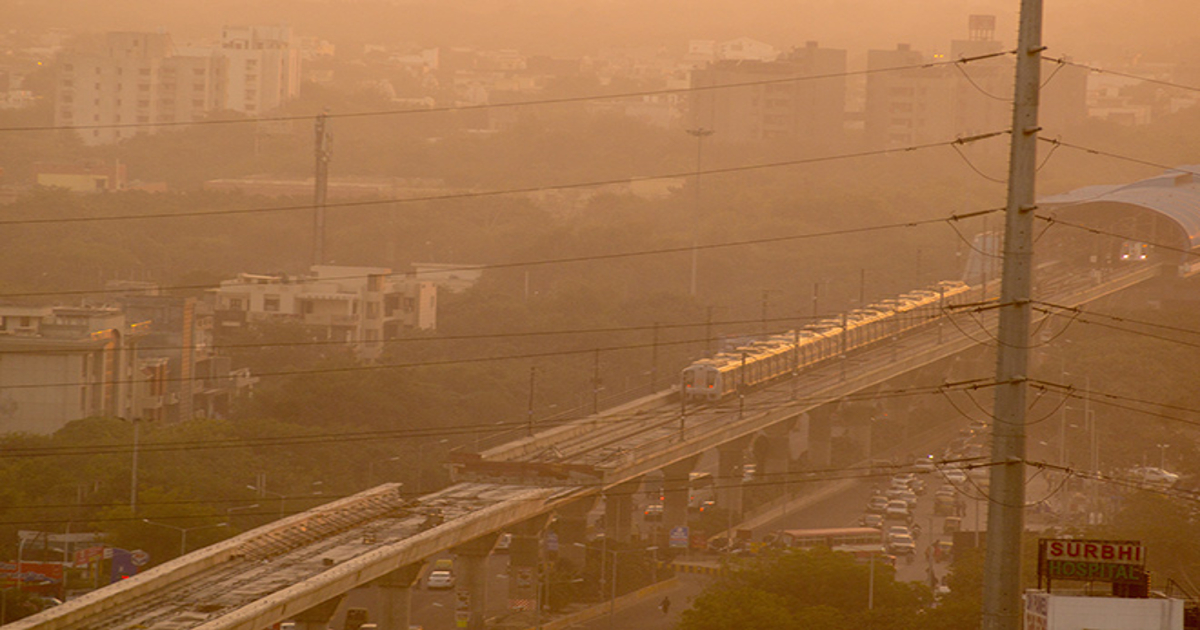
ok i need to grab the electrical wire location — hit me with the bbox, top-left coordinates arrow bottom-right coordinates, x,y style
0,377 -> 1000,459
0,53 -> 1014,135
1042,56 -> 1200,95
0,205 -> 1001,300
0,134 -> 1004,230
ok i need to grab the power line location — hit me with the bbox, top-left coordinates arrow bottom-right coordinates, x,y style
1028,379 -> 1200,430
0,204 -> 1001,300
0,455 -> 1005,527
1043,56 -> 1200,95
1036,137 -> 1200,183
1032,303 -> 1200,350
0,54 -> 1012,135
0,135 -> 1001,229
0,313 -> 827,356
1033,213 -> 1200,259
0,377 -> 999,458
1032,300 -> 1200,338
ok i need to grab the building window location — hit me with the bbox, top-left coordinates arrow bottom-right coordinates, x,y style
263,295 -> 281,312
301,301 -> 314,314
229,298 -> 244,311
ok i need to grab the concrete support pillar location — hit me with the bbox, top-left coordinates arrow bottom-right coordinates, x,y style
808,405 -> 835,468
553,497 -> 596,568
507,514 -> 553,613
603,477 -> 642,544
373,563 -> 424,630
661,456 -> 699,547
291,595 -> 345,630
453,533 -> 500,630
716,436 -> 753,519
759,419 -> 795,482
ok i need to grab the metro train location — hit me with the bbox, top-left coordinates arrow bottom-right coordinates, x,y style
681,280 -> 974,402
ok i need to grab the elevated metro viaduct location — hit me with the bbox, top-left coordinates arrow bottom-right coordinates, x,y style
13,165 -> 1200,630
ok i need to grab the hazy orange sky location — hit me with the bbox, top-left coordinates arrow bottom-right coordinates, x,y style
4,0 -> 1199,65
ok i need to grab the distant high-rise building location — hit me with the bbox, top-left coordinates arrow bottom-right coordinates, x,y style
55,27 -> 299,145
215,25 -> 301,115
864,16 -> 1087,148
689,41 -> 846,146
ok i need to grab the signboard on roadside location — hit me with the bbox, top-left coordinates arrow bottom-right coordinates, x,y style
1038,539 -> 1146,586
669,526 -> 689,549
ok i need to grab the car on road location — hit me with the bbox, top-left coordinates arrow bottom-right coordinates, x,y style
861,513 -> 885,529
884,499 -> 911,522
887,533 -> 916,556
942,468 -> 967,485
914,455 -> 936,473
426,570 -> 456,589
866,495 -> 890,514
1128,467 -> 1179,488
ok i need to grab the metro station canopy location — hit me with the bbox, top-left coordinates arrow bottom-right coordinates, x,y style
1039,165 -> 1200,251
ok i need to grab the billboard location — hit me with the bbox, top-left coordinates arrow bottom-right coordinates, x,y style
1038,539 -> 1146,586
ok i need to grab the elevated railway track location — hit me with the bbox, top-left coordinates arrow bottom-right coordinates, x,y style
11,263 -> 1165,630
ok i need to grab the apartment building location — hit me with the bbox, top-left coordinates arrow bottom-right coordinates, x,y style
55,27 -> 299,145
211,265 -> 437,361
689,41 -> 847,146
0,305 -> 150,434
865,16 -> 1087,148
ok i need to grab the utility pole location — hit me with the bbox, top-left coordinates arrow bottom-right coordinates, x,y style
686,128 -> 714,297
526,366 -> 537,437
983,1 -> 1043,630
312,109 -> 332,267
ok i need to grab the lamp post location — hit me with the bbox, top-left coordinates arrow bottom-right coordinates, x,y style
247,485 -> 286,519
142,520 -> 228,556
225,503 -> 259,519
573,543 -> 656,630
412,438 -> 449,494
685,127 -> 714,297
368,457 -> 401,487
1156,443 -> 1169,470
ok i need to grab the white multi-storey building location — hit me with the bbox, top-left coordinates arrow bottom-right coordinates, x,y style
0,305 -> 152,434
55,27 -> 299,145
211,265 -> 437,360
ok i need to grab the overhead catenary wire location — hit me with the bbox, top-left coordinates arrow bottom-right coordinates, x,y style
0,204 -> 1003,300
0,134 -> 1005,230
1042,56 -> 1200,95
0,377 -> 1000,459
0,52 -> 1015,135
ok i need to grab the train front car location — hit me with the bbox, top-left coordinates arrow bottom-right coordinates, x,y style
682,356 -> 741,402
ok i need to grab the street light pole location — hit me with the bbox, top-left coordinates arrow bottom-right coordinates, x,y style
572,543 -> 656,630
686,127 -> 714,297
247,485 -> 286,519
143,520 -> 228,556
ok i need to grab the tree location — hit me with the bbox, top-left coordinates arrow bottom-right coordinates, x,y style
677,547 -> 930,630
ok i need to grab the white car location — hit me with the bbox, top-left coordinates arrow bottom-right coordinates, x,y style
887,533 -> 916,555
942,469 -> 967,484
426,570 -> 456,589
1130,467 -> 1179,487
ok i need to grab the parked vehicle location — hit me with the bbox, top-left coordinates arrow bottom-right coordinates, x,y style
426,570 -> 456,589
